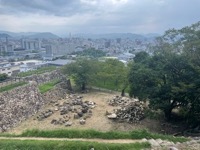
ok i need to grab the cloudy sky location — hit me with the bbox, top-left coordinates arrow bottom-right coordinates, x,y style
0,0 -> 200,36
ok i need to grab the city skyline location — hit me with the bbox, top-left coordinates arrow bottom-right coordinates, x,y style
0,0 -> 200,36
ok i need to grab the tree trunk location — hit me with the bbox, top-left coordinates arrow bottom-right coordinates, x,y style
66,79 -> 72,91
81,83 -> 86,91
121,82 -> 128,97
164,107 -> 173,121
121,88 -> 125,97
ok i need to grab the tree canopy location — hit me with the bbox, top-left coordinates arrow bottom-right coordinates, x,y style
0,73 -> 8,82
129,22 -> 200,123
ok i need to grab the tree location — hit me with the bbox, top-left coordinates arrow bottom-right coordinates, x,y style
135,21 -> 200,124
62,59 -> 97,91
94,59 -> 129,95
0,73 -> 8,81
129,51 -> 196,120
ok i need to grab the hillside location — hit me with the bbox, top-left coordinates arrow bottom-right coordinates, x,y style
0,33 -> 11,38
0,31 -> 59,39
74,33 -> 159,40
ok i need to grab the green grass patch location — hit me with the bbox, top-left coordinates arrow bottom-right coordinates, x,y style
17,66 -> 57,77
91,80 -> 130,93
0,82 -> 27,93
39,79 -> 61,94
92,80 -> 117,91
17,129 -> 188,143
0,139 -> 150,150
20,129 -> 131,139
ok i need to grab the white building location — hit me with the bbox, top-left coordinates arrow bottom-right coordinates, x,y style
0,63 -> 20,76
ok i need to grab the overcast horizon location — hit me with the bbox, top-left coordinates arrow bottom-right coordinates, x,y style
0,0 -> 200,36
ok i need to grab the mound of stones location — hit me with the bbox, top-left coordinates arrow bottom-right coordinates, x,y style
143,137 -> 200,150
36,109 -> 54,121
107,96 -> 145,123
108,96 -> 133,106
48,94 -> 96,126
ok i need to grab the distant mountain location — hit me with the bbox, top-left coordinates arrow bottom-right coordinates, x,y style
27,32 -> 59,39
0,31 -> 59,39
0,33 -> 12,38
143,33 -> 160,38
73,33 -> 159,40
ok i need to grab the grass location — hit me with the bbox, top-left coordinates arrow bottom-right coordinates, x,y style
91,80 -> 130,93
17,66 -> 57,77
0,139 -> 150,150
92,81 -> 117,91
38,79 -> 61,94
0,82 -> 27,93
3,129 -> 187,143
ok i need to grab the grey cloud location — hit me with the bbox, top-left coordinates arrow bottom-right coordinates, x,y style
0,0 -> 84,16
0,0 -> 200,34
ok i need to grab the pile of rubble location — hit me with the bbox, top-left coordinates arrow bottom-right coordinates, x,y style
36,109 -> 54,121
108,95 -> 134,106
107,96 -> 145,123
47,94 -> 96,126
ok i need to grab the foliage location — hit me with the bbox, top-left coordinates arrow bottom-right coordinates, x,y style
0,139 -> 150,150
62,59 -> 98,91
62,58 -> 130,94
38,79 -> 61,94
17,66 -> 57,77
0,82 -> 27,93
92,59 -> 130,95
130,21 -> 200,124
0,73 -> 8,82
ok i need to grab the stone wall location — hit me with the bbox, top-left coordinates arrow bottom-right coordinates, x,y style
0,71 -> 69,132
42,83 -> 68,104
23,70 -> 65,84
0,83 -> 44,132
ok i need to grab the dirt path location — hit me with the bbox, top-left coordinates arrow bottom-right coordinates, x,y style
0,137 -> 141,144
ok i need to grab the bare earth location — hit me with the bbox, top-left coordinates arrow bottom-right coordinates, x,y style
8,90 -> 178,135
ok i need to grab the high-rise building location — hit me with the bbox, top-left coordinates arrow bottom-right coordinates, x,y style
21,39 -> 41,50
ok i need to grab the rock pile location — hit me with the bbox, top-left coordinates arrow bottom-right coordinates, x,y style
49,94 -> 96,126
36,109 -> 54,121
107,96 -> 145,123
143,137 -> 200,150
108,95 -> 139,106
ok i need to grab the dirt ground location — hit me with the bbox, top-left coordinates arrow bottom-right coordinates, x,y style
8,90 -> 183,135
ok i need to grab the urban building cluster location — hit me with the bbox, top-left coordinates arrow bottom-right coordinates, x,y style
0,35 -> 152,77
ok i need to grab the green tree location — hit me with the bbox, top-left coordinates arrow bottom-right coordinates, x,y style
94,59 -> 129,95
129,51 -> 196,120
139,21 -> 200,124
0,73 -> 8,81
62,59 -> 97,91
